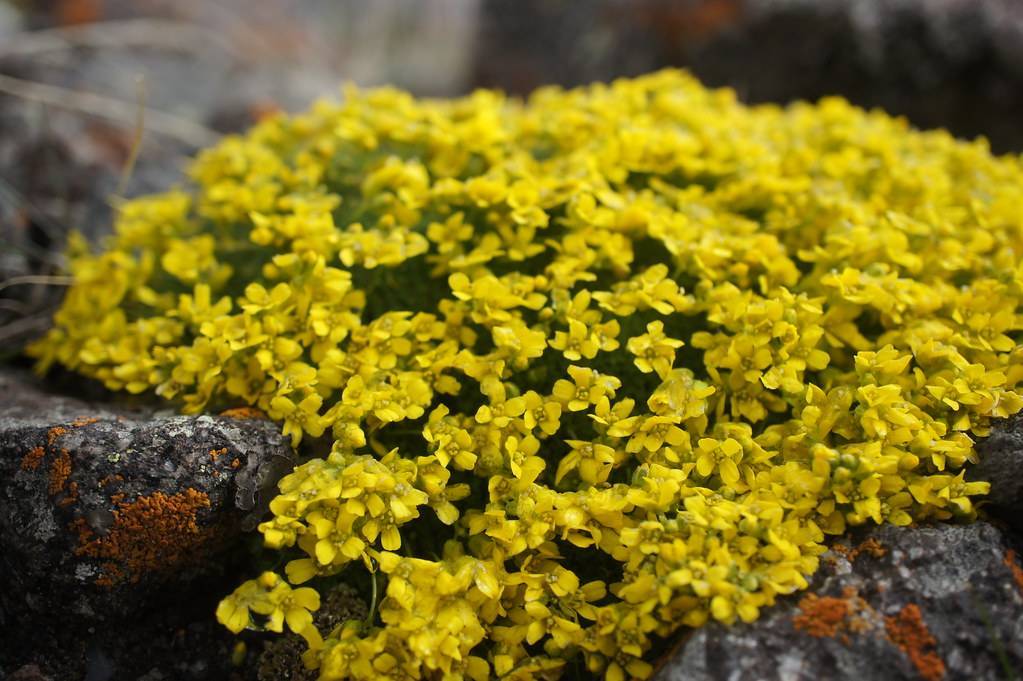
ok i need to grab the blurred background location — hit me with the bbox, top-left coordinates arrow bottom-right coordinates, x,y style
1,0 -> 1022,351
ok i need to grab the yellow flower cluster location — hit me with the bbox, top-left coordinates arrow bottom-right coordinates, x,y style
31,70 -> 1023,680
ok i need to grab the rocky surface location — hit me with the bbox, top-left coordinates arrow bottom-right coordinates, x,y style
4,363 -> 1023,681
0,366 -> 293,679
653,521 -> 1023,681
474,0 -> 1023,154
972,414 -> 1023,530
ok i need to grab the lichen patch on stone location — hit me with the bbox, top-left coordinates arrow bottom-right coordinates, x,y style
71,488 -> 213,587
47,449 -> 72,496
1005,550 -> 1023,594
20,446 -> 45,471
46,426 -> 67,447
884,604 -> 945,681
792,586 -> 873,642
832,537 -> 888,562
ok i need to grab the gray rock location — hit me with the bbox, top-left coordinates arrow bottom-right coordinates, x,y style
473,0 -> 1023,154
686,0 -> 1023,154
0,366 -> 293,678
972,414 -> 1023,529
653,521 -> 1023,681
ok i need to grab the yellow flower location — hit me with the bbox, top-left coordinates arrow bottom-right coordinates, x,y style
557,439 -> 619,485
551,318 -> 601,361
476,381 -> 528,427
505,434 -> 546,483
216,577 -> 268,634
161,234 -> 225,284
423,404 -> 478,469
269,390 -> 326,446
552,365 -> 622,412
695,437 -> 744,485
593,264 -> 691,316
521,390 -> 562,436
834,474 -> 883,525
216,572 -> 319,636
627,320 -> 685,379
34,68 -> 1023,681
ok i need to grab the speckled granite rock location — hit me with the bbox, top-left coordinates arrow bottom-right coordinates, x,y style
653,521 -> 1023,681
0,366 -> 293,679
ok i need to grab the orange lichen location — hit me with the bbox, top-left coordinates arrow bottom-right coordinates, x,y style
793,592 -> 851,638
58,481 -> 80,507
71,416 -> 100,427
36,420 -> 97,480
885,604 -> 945,681
209,447 -> 229,460
858,538 -> 888,559
48,448 -> 72,496
830,544 -> 851,559
230,458 -> 241,469
46,426 -> 67,447
218,406 -> 267,420
1005,550 -> 1023,593
72,488 -> 213,586
20,446 -> 45,471
793,587 -> 873,640
832,537 -> 888,562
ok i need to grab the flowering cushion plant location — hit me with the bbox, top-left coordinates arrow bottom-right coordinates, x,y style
30,70 -> 1023,680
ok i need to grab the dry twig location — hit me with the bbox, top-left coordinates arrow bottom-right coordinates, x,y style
0,73 -> 219,148
114,75 -> 148,200
0,275 -> 74,293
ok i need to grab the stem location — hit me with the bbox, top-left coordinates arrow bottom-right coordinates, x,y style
364,571 -> 379,630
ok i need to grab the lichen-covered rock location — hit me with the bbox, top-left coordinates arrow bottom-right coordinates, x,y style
653,521 -> 1023,681
972,414 -> 1023,529
0,366 -> 293,678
